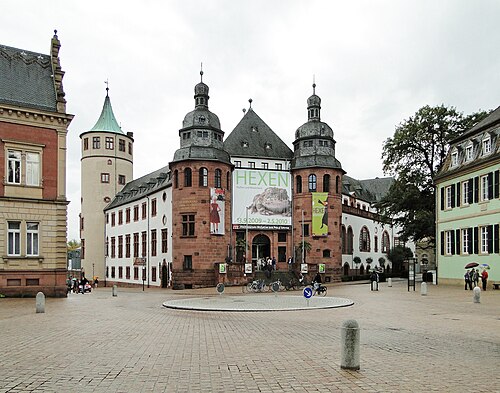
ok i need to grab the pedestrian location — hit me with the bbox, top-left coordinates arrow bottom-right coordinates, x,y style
80,276 -> 88,294
473,269 -> 479,287
94,277 -> 99,288
370,270 -> 378,291
481,269 -> 488,291
272,256 -> 276,271
464,270 -> 470,290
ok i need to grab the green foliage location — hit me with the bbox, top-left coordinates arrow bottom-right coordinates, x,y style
366,257 -> 373,264
353,256 -> 361,264
67,239 -> 81,251
378,257 -> 386,265
378,105 -> 491,245
386,245 -> 414,265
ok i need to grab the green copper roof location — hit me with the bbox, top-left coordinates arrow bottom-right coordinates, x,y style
90,94 -> 124,134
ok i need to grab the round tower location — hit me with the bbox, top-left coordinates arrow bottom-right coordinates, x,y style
169,70 -> 232,289
80,88 -> 134,282
291,83 -> 345,280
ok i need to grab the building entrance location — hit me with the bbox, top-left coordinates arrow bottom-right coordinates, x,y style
252,234 -> 270,270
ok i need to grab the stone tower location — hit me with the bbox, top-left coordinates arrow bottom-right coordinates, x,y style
80,89 -> 134,281
169,71 -> 232,289
291,83 -> 345,278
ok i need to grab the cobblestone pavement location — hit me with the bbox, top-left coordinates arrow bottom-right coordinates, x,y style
0,281 -> 499,392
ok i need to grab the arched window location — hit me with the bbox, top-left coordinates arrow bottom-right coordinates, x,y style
215,169 -> 222,188
382,231 -> 390,253
226,171 -> 230,190
359,226 -> 370,252
347,226 -> 354,254
174,170 -> 178,188
308,174 -> 317,192
374,235 -> 378,252
184,168 -> 192,187
323,174 -> 330,192
199,167 -> 208,187
323,249 -> 331,258
341,225 -> 347,254
336,176 -> 340,193
296,175 -> 302,193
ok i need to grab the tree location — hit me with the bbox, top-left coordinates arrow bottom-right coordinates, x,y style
377,105 -> 490,246
67,239 -> 81,251
295,241 -> 312,263
386,245 -> 414,272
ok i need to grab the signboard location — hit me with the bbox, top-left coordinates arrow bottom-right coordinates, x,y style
312,192 -> 328,236
219,263 -> 227,274
244,263 -> 253,274
318,264 -> 326,273
210,188 -> 225,235
301,263 -> 308,273
134,258 -> 146,266
303,287 -> 313,299
232,169 -> 291,230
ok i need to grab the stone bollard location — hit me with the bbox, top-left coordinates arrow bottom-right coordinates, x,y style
112,284 -> 117,297
340,319 -> 360,370
473,286 -> 481,303
36,291 -> 45,313
388,278 -> 392,287
420,282 -> 427,296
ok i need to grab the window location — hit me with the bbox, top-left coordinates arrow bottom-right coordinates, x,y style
215,169 -> 222,188
126,266 -> 131,279
445,186 -> 452,209
336,176 -> 340,194
125,234 -> 131,258
322,249 -> 331,258
111,213 -> 115,226
111,237 -> 116,258
445,231 -> 453,255
462,181 -> 470,205
303,140 -> 313,147
128,142 -> 133,155
278,246 -> 286,262
296,175 -> 302,193
451,151 -> 458,167
183,255 -> 193,270
275,163 -> 282,170
248,162 -> 255,168
133,205 -> 139,221
227,172 -> 230,190
480,174 -> 489,201
118,236 -> 123,258
152,267 -> 157,282
151,229 -> 157,257
323,174 -> 330,192
308,174 -> 317,192
119,139 -> 125,152
133,233 -> 139,258
7,150 -> 21,184
8,221 -> 21,256
465,144 -> 473,161
381,231 -> 390,253
319,140 -> 328,147
359,227 -> 371,252
461,228 -> 470,254
261,163 -> 269,169
141,231 -> 147,257
105,137 -> 114,149
83,138 -> 89,150
26,153 -> 40,186
105,237 -> 109,256
81,239 -> 85,259
142,202 -> 147,219
118,175 -> 126,185
199,168 -> 208,187
151,198 -> 157,217
111,266 -> 115,278
134,267 -> 139,280
182,214 -> 195,236
480,226 -> 489,254
162,229 -> 168,252
101,173 -> 110,183
184,168 -> 192,187
118,210 -> 123,225
235,161 -> 241,168
92,136 -> 100,149
347,227 -> 354,254
483,137 -> 491,155
302,224 -> 309,237
174,170 -> 178,188
374,235 -> 378,252
182,132 -> 191,140
278,232 -> 287,242
126,208 -> 131,223
118,266 -> 123,279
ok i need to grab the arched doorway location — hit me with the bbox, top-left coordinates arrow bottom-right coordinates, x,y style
252,234 -> 270,268
161,260 -> 169,288
343,262 -> 350,276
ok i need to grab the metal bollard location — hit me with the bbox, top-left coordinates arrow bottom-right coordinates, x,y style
112,284 -> 117,297
388,278 -> 392,287
473,286 -> 481,303
420,282 -> 427,296
36,291 -> 45,313
340,319 -> 360,370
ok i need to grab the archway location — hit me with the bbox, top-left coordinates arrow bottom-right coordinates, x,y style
343,262 -> 350,276
252,234 -> 270,269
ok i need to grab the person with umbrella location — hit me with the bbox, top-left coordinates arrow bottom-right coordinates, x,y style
464,270 -> 471,290
481,269 -> 489,291
473,269 -> 479,288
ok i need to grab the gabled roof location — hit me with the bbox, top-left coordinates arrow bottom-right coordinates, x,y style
0,45 -> 57,112
343,175 -> 394,203
460,105 -> 500,139
224,108 -> 293,159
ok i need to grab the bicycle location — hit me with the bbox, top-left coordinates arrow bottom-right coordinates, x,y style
310,282 -> 327,297
268,278 -> 286,292
246,279 -> 268,293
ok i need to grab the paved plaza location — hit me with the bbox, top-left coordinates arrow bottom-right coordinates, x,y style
0,280 -> 499,392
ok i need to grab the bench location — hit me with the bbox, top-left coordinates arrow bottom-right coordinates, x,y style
492,282 -> 500,290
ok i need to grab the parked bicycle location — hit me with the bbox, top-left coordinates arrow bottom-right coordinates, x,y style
246,279 -> 268,293
268,279 -> 286,292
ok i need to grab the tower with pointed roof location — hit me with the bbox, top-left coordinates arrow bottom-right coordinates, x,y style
291,83 -> 345,277
169,71 -> 232,288
80,89 -> 134,281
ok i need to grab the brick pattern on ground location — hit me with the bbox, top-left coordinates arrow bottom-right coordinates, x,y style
0,281 -> 498,392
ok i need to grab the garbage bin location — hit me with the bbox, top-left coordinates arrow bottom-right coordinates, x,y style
426,271 -> 433,283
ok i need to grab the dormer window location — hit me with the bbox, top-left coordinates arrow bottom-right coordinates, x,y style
451,150 -> 458,167
465,143 -> 473,161
251,126 -> 258,132
482,136 -> 491,155
265,143 -> 272,150
242,141 -> 249,148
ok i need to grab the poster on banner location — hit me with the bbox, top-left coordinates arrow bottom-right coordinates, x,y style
301,263 -> 308,273
318,264 -> 326,273
232,168 -> 292,230
244,263 -> 252,274
312,192 -> 328,236
210,188 -> 225,235
219,263 -> 227,274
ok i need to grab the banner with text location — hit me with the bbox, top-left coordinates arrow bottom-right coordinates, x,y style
312,192 -> 328,236
232,168 -> 292,230
210,188 -> 225,235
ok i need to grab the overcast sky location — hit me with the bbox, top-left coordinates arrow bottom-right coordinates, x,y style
3,0 -> 500,241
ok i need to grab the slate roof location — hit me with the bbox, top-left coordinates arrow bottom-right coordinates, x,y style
0,44 -> 57,112
105,166 -> 171,210
343,175 -> 394,203
460,105 -> 500,139
223,108 -> 293,159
